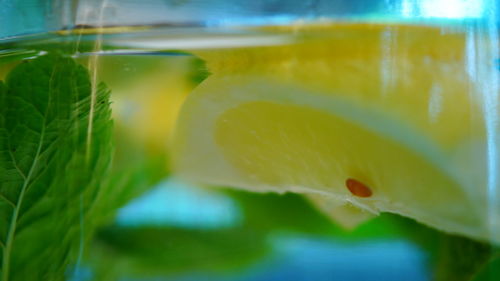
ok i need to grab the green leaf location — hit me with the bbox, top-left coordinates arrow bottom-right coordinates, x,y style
0,54 -> 113,281
471,252 -> 500,281
188,56 -> 210,85
427,235 -> 490,281
88,226 -> 268,281
403,228 -> 493,281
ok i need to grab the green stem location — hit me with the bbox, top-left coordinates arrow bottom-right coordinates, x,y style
2,185 -> 27,281
2,130 -> 46,281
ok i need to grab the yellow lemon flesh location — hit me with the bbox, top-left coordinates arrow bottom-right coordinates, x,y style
173,23 -> 496,243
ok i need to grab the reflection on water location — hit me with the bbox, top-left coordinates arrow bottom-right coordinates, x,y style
400,0 -> 485,19
116,178 -> 242,229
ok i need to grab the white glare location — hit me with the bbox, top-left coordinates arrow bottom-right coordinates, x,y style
422,0 -> 485,18
401,0 -> 485,19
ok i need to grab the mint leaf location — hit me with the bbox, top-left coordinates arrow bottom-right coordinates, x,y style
430,235 -> 492,281
88,226 -> 268,280
471,252 -> 500,281
0,54 -> 112,281
188,56 -> 210,85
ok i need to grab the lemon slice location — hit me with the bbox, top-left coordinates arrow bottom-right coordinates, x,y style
173,23 -> 494,243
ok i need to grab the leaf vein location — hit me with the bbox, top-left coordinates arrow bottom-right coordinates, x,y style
1,61 -> 56,281
0,194 -> 15,209
7,150 -> 26,181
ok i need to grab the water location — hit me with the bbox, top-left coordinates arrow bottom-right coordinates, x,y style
1,15 -> 500,281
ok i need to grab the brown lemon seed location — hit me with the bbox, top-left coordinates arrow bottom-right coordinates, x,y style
345,178 -> 373,198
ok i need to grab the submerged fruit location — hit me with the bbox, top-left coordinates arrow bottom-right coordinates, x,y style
172,23 -> 498,243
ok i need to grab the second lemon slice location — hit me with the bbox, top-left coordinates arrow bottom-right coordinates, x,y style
172,23 -> 493,243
